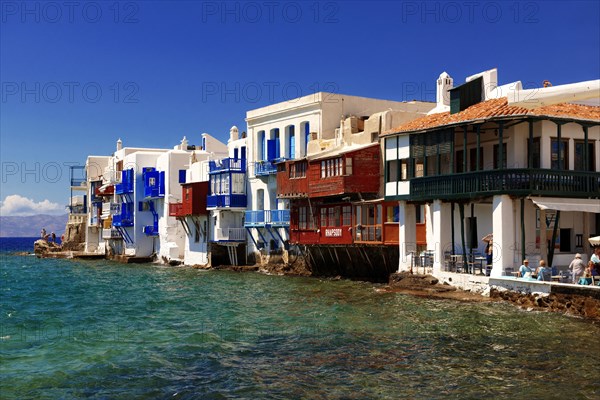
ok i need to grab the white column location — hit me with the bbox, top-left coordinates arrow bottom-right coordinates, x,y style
398,201 -> 416,272
432,200 -> 452,275
491,195 -> 515,277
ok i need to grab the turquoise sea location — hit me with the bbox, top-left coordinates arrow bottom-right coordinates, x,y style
1,237 -> 599,399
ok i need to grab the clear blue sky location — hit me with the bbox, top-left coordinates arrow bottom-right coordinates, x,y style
1,0 -> 599,215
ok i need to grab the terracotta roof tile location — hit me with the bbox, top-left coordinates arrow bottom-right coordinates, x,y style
382,98 -> 600,136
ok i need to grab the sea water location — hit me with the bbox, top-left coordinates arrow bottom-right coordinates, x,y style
1,238 -> 599,399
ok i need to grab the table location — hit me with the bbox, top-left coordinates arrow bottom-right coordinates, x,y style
551,275 -> 562,282
473,257 -> 486,275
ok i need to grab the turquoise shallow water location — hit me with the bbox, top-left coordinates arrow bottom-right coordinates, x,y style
1,238 -> 599,399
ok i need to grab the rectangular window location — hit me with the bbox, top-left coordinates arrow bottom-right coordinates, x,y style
530,137 -> 541,168
493,143 -> 507,169
345,157 -> 352,175
321,158 -> 345,178
386,206 -> 399,223
574,141 -> 595,171
469,147 -> 483,171
299,207 -> 307,229
386,160 -> 398,182
290,161 -> 307,178
342,206 -> 351,226
416,205 -> 424,224
328,208 -> 335,227
320,208 -> 327,227
551,139 -> 568,170
414,158 -> 424,177
321,161 -> 325,178
455,151 -> 464,173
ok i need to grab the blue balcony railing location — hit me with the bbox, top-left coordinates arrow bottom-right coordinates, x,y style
115,169 -> 134,194
112,203 -> 134,227
209,158 -> 246,174
207,194 -> 247,208
244,210 -> 290,227
255,161 -> 277,176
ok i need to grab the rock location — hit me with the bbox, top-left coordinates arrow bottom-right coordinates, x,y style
34,239 -> 62,257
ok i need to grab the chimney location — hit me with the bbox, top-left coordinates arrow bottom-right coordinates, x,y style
181,136 -> 188,150
437,72 -> 453,107
116,138 -> 122,151
229,126 -> 239,142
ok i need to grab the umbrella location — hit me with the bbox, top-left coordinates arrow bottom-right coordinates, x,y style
589,236 -> 600,246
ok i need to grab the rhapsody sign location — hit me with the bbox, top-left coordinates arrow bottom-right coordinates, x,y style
325,228 -> 342,237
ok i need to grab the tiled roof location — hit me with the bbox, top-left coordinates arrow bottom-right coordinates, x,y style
382,98 -> 600,136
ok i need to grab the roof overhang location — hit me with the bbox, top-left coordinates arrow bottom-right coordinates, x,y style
531,198 -> 600,213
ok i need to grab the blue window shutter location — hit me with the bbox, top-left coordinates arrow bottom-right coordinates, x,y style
241,146 -> 246,160
267,139 -> 277,161
179,170 -> 186,183
275,138 -> 280,159
289,133 -> 295,159
234,148 -> 239,160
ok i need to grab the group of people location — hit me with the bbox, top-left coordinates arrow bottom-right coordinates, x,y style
517,259 -> 550,281
516,247 -> 600,284
40,228 -> 57,243
569,247 -> 600,284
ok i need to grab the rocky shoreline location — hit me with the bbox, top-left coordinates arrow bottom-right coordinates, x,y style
31,243 -> 600,323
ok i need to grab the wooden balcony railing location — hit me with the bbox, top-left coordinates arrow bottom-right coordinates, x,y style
409,169 -> 600,201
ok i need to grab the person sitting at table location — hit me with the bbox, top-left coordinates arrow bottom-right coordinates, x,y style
536,260 -> 550,281
587,260 -> 597,277
518,259 -> 532,279
568,253 -> 586,284
590,247 -> 600,272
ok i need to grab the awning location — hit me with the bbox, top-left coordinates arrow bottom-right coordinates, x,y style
531,198 -> 600,213
590,236 -> 600,246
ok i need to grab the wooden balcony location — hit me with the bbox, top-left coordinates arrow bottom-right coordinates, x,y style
408,169 -> 600,201
169,203 -> 184,217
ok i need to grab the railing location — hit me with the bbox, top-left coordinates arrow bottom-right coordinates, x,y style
255,161 -> 277,176
214,227 -> 246,242
409,168 -> 600,200
102,228 -> 121,239
169,203 -> 184,217
115,169 -> 134,194
67,205 -> 87,214
209,158 -> 246,174
101,202 -> 120,218
245,210 -> 290,226
207,194 -> 247,208
70,178 -> 87,188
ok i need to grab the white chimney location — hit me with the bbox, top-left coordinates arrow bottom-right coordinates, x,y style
116,138 -> 122,151
181,136 -> 188,150
229,126 -> 239,142
437,72 -> 453,107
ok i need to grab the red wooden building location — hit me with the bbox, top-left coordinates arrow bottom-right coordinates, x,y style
169,182 -> 209,217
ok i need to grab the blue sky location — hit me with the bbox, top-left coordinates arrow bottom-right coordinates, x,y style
1,0 -> 599,215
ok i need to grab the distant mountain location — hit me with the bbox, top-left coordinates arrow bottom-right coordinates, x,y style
0,214 -> 68,238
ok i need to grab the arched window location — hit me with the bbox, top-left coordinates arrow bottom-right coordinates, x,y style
257,131 -> 265,161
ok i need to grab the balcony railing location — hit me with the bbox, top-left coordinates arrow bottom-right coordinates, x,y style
207,194 -> 247,208
245,210 -> 290,227
102,228 -> 122,239
408,168 -> 600,201
214,227 -> 246,242
255,161 -> 277,176
209,158 -> 246,174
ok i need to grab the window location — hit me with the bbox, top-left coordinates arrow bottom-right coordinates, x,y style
386,206 -> 399,223
386,160 -> 398,182
321,157 -> 345,178
299,207 -> 307,229
288,125 -> 295,159
328,208 -> 335,227
469,148 -> 483,171
414,158 -> 424,177
232,174 -> 245,194
342,206 -> 351,226
320,208 -> 327,227
575,141 -> 595,171
551,139 -> 568,170
493,143 -> 507,169
530,137 -> 540,168
455,150 -> 464,173
149,177 -> 155,186
290,161 -> 306,178
345,157 -> 352,176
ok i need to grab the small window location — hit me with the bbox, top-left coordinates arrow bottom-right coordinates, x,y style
345,158 -> 353,175
342,206 -> 352,226
320,208 -> 327,227
387,206 -> 399,223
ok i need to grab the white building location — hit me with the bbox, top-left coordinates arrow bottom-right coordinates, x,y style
244,92 -> 436,263
382,68 -> 600,281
